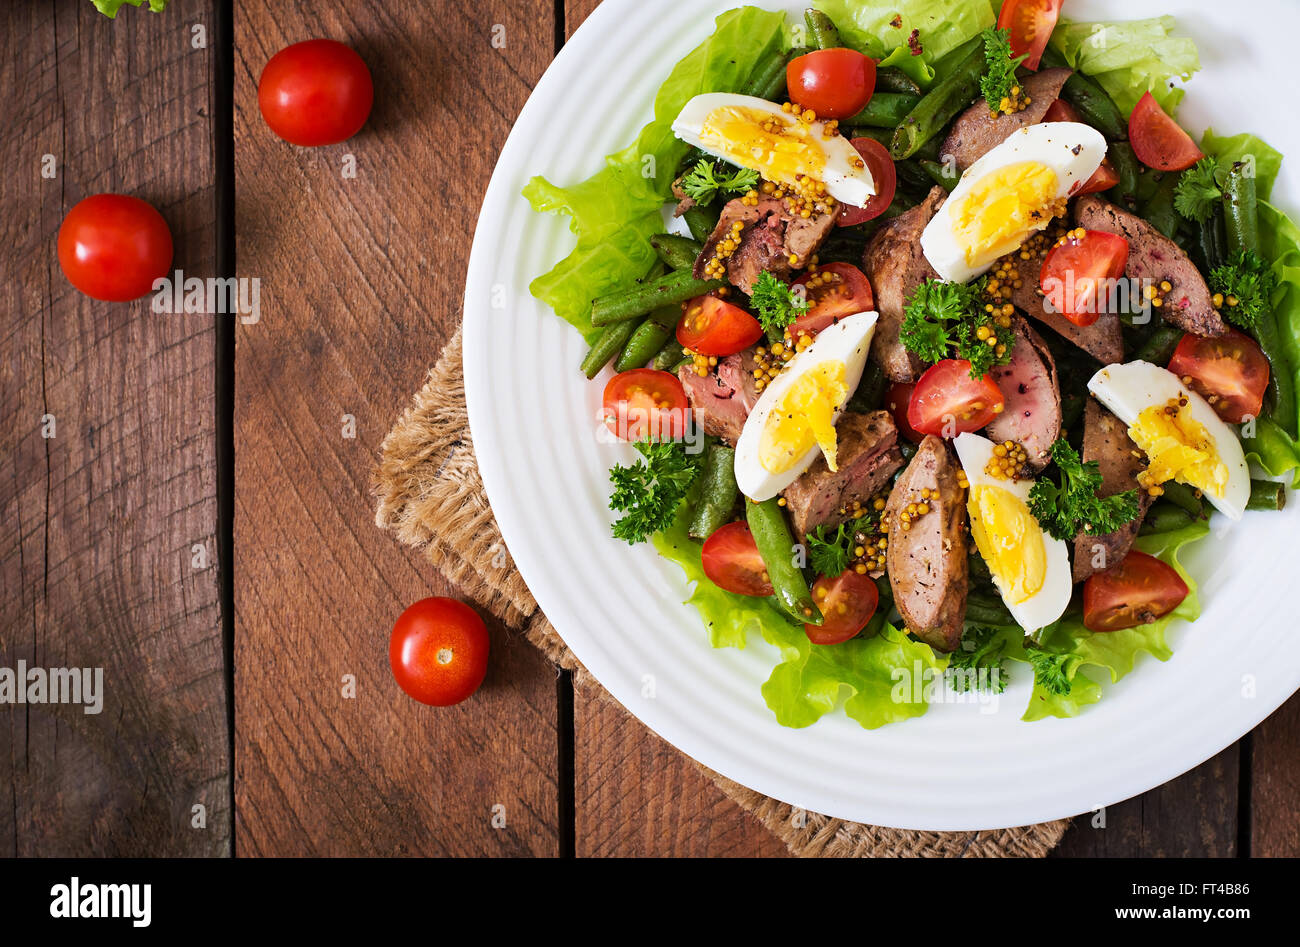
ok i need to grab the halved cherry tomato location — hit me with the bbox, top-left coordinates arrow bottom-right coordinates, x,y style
837,137 -> 896,227
786,48 -> 875,120
1168,327 -> 1271,423
997,0 -> 1064,71
1082,550 -> 1189,632
602,369 -> 689,441
389,597 -> 490,706
1128,91 -> 1204,172
790,263 -> 875,336
1040,229 -> 1130,327
907,360 -> 1005,437
885,382 -> 924,444
805,570 -> 879,645
1041,99 -> 1120,195
701,522 -> 773,597
676,294 -> 763,356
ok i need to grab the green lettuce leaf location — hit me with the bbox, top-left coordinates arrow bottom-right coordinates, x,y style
813,0 -> 995,87
1048,16 -> 1199,115
1201,130 -> 1283,202
523,6 -> 786,341
1019,520 -> 1210,720
92,0 -> 169,15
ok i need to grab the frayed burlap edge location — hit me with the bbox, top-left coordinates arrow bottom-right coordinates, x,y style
372,327 -> 1069,858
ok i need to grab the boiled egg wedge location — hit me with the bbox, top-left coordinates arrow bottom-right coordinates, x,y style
672,93 -> 875,208
954,433 -> 1072,633
1088,361 -> 1250,520
922,122 -> 1107,283
734,311 -> 878,501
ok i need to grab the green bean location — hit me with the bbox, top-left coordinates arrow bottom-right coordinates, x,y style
742,48 -> 790,101
890,39 -> 984,160
649,233 -> 703,271
1142,171 -> 1181,240
591,270 -> 725,326
862,575 -> 893,639
1061,74 -> 1128,141
581,320 -> 640,378
1195,209 -> 1228,273
894,158 -> 935,200
616,306 -> 677,371
671,355 -> 694,374
1248,479 -> 1286,512
1158,481 -> 1203,517
964,594 -> 1015,627
919,157 -> 959,192
746,498 -> 820,625
846,93 -> 922,127
1134,325 -> 1183,364
874,67 -> 922,96
1222,162 -> 1259,256
689,445 -> 739,539
847,362 -> 887,413
1107,142 -> 1141,209
1139,503 -> 1194,536
682,205 -> 719,243
804,8 -> 841,49
652,337 -> 686,372
843,125 -> 892,147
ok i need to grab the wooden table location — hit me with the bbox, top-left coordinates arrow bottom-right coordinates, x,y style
1,0 -> 1296,858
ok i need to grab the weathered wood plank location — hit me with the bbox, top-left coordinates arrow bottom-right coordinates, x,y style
232,0 -> 561,856
1251,693 -> 1300,857
0,0 -> 228,856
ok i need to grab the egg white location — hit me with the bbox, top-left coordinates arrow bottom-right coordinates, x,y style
953,432 -> 1072,633
734,311 -> 878,501
672,93 -> 876,208
1087,361 -> 1250,520
922,122 -> 1107,284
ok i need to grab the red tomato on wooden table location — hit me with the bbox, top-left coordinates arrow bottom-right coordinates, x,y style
259,39 -> 374,146
676,294 -> 762,356
837,137 -> 896,226
389,597 -> 490,706
57,194 -> 173,302
1040,229 -> 1130,327
1128,91 -> 1204,172
997,0 -> 1064,71
1168,327 -> 1271,423
805,570 -> 879,645
791,263 -> 875,336
907,360 -> 1005,437
701,522 -> 773,597
786,48 -> 875,119
1082,550 -> 1189,632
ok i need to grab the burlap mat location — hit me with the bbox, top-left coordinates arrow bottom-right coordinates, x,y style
372,327 -> 1070,857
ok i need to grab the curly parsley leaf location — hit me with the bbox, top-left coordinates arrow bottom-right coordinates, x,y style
609,440 -> 703,545
1025,648 -> 1074,696
680,159 -> 760,207
92,0 -> 170,15
1028,438 -> 1141,542
1210,249 -> 1277,334
1173,158 -> 1222,223
979,27 -> 1026,114
900,278 -> 1014,379
806,522 -> 854,577
947,626 -> 1010,694
749,270 -> 809,335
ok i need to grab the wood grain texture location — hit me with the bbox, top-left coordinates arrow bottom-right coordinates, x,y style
0,0 -> 228,856
1052,744 -> 1240,857
1251,693 -> 1300,857
574,685 -> 791,857
232,0 -> 561,856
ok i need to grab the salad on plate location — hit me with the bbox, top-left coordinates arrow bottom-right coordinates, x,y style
523,1 -> 1299,730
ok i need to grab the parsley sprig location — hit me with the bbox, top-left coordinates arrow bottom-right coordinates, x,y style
749,270 -> 809,335
1173,157 -> 1222,223
805,522 -> 857,577
979,27 -> 1026,114
1210,249 -> 1276,334
899,278 -> 1015,379
608,440 -> 702,544
680,159 -> 760,207
1025,648 -> 1074,696
947,626 -> 1010,694
1027,439 -> 1141,542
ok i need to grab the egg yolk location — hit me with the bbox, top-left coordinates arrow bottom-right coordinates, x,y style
951,161 -> 1063,266
758,361 -> 846,473
700,105 -> 827,191
967,485 -> 1047,605
1128,399 -> 1229,499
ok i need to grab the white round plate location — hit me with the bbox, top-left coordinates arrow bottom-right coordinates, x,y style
464,0 -> 1300,829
